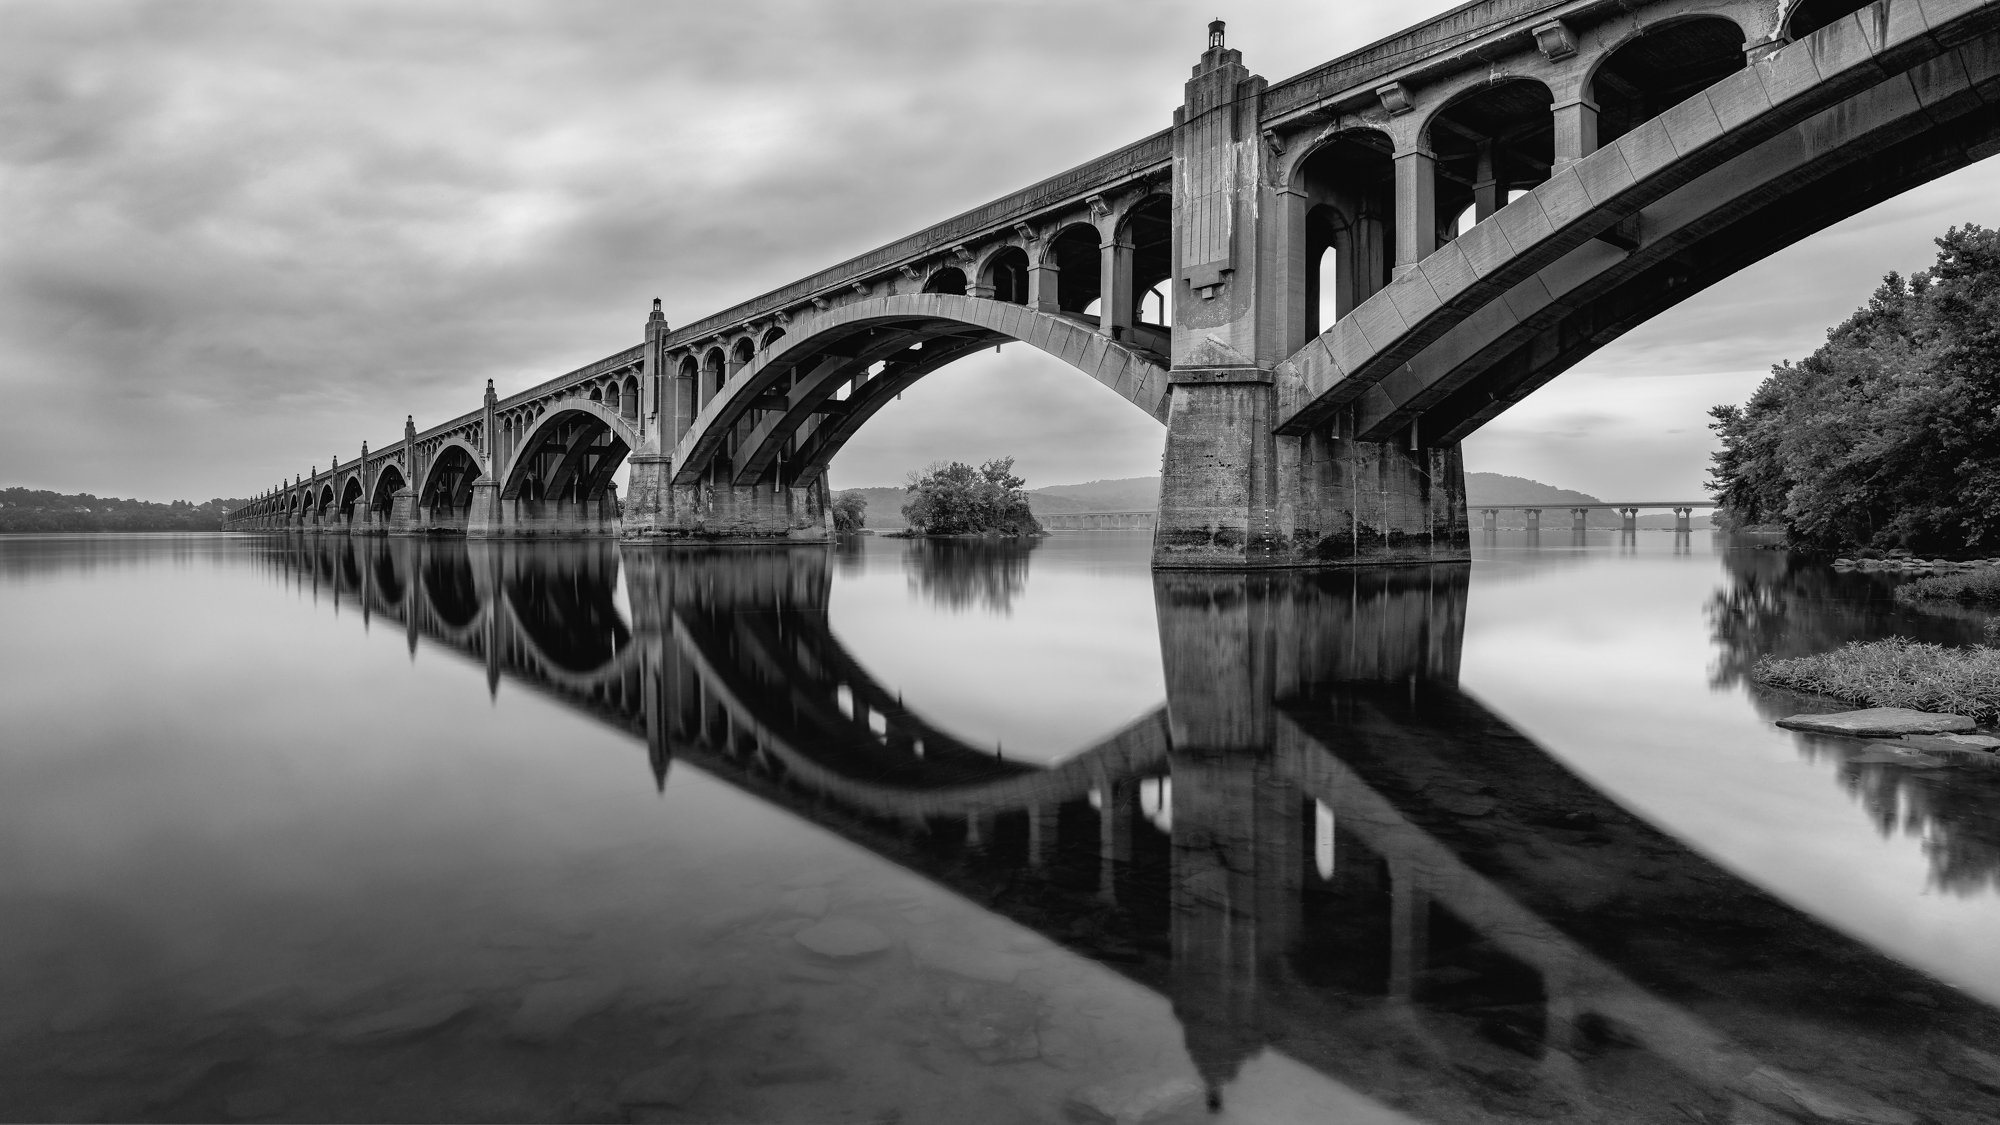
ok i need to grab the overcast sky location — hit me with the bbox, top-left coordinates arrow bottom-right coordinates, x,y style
4,0 -> 1997,502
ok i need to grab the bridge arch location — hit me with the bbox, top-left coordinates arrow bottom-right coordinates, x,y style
496,399 -> 637,506
667,292 -> 1171,489
338,476 -> 365,524
369,463 -> 408,519
416,438 -> 485,523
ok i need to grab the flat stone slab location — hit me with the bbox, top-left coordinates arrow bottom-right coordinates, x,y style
794,918 -> 890,959
1775,708 -> 1976,737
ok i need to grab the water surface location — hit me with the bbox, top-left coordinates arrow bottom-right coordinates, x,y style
3,529 -> 1998,1123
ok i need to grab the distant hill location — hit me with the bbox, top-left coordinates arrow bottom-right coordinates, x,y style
833,472 -> 1707,530
0,487 -> 248,533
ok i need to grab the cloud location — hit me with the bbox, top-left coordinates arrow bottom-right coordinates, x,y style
1,0 -> 1996,500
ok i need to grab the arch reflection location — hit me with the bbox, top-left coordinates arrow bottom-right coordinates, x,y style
261,537 -> 2000,1122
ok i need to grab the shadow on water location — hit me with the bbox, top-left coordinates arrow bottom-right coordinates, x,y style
224,535 -> 2000,1122
1711,544 -> 2000,900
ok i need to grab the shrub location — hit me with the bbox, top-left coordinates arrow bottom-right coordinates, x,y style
900,458 -> 1042,537
1753,638 -> 2000,722
1895,569 -> 2000,605
832,491 -> 867,533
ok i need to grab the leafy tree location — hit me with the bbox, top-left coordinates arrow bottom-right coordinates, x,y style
900,457 -> 1042,536
1708,225 -> 2000,553
832,490 -> 867,533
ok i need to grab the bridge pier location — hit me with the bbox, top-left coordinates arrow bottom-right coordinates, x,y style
1152,31 -> 1467,570
1620,507 -> 1638,533
1674,506 -> 1693,534
623,476 -> 830,544
1570,508 -> 1588,533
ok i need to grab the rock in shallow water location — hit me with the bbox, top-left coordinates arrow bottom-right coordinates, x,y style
1063,1075 -> 1204,1124
1775,708 -> 1976,737
1901,732 -> 2000,752
794,918 -> 890,959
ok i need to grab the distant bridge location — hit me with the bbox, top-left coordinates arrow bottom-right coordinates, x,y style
1476,499 -> 1718,530
229,0 -> 2000,572
1036,509 -> 1158,531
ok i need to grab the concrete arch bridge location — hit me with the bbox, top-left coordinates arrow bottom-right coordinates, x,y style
231,0 -> 2000,569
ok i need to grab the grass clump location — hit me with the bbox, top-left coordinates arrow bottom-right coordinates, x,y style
1754,638 -> 2000,723
1895,569 -> 2000,605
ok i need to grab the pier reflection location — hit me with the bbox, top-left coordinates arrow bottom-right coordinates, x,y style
263,536 -> 2000,1122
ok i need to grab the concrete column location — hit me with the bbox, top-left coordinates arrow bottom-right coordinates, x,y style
1571,507 -> 1588,532
1675,506 -> 1693,533
1027,257 -> 1060,313
1621,507 -> 1638,533
1272,187 -> 1313,355
1472,141 -> 1501,222
1525,508 -> 1541,531
1393,147 -> 1436,274
1482,508 -> 1498,531
1099,237 -> 1135,340
465,479 -> 501,538
1552,98 -> 1598,168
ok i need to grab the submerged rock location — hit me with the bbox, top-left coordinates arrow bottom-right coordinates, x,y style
794,918 -> 891,959
1775,708 -> 1977,737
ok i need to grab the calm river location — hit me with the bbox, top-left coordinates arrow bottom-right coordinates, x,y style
3,529 -> 1999,1123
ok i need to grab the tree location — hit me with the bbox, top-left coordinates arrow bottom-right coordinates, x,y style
900,457 -> 1043,536
832,490 -> 867,533
1707,225 -> 2000,553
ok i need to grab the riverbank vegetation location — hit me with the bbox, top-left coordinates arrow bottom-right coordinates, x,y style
1895,568 -> 2000,607
900,458 -> 1043,537
1707,225 -> 2000,555
0,488 -> 245,532
1755,638 -> 2000,723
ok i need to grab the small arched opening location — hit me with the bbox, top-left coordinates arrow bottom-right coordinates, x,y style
1049,223 -> 1102,313
1121,195 -> 1173,331
1589,18 -> 1746,148
984,246 -> 1030,305
1290,130 -> 1395,347
1425,79 -> 1554,242
702,348 -> 727,410
923,266 -> 967,295
622,375 -> 640,422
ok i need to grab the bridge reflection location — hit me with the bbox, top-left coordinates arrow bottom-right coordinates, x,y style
262,536 -> 2000,1122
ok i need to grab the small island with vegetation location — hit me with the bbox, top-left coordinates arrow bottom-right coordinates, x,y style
889,457 -> 1044,539
1708,225 -> 2000,733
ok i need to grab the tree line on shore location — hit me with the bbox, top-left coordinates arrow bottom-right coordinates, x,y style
1708,224 -> 2000,556
0,489 -> 249,533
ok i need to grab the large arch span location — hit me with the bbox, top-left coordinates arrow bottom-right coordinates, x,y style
668,293 -> 1171,489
